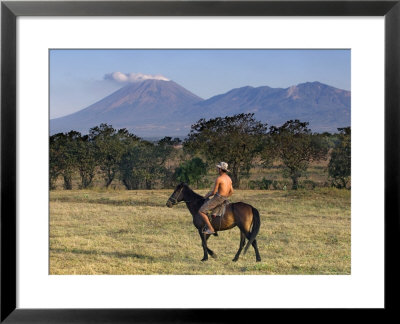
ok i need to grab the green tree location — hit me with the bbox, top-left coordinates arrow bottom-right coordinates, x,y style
49,131 -> 81,190
328,127 -> 351,189
119,139 -> 172,190
174,157 -> 208,188
89,124 -> 139,188
75,134 -> 97,189
184,113 -> 268,187
156,137 -> 180,188
49,134 -> 63,189
269,120 -> 329,190
157,136 -> 182,147
156,137 -> 176,166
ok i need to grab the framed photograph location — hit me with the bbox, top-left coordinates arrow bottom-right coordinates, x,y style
1,0 -> 399,322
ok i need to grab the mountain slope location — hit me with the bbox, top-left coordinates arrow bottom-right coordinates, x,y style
194,82 -> 350,132
50,80 -> 351,137
50,79 -> 203,137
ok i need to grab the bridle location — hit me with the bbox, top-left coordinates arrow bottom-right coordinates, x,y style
167,186 -> 186,205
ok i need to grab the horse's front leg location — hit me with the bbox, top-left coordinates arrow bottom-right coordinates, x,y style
198,230 -> 217,261
205,234 -> 217,259
198,229 -> 209,261
195,213 -> 216,261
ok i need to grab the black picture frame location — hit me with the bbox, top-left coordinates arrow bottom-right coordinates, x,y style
1,1 -> 399,322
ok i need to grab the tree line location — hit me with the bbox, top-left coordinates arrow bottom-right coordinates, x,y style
50,114 -> 351,190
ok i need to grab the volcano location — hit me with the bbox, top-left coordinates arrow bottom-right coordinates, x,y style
50,79 -> 203,138
50,80 -> 351,138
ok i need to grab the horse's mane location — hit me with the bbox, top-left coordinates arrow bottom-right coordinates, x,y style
183,184 -> 205,202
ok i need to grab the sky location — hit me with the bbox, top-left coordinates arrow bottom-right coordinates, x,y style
50,49 -> 351,119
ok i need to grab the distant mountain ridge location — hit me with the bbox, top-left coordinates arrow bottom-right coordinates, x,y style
193,81 -> 350,133
50,79 -> 350,137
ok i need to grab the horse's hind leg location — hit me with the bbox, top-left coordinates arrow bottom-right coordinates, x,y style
232,231 -> 246,262
252,239 -> 261,262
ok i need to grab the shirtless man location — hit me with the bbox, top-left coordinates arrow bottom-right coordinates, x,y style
199,162 -> 234,234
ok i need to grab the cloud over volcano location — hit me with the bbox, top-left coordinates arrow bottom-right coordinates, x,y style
104,72 -> 170,83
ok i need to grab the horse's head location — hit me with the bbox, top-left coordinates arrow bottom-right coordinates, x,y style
166,182 -> 187,208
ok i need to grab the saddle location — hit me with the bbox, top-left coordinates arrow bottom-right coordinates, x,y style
208,200 -> 230,219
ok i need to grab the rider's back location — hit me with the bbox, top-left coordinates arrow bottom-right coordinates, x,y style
217,173 -> 233,197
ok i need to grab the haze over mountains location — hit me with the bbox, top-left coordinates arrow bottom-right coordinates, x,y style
50,79 -> 351,138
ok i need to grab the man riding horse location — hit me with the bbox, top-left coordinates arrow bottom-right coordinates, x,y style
166,166 -> 261,262
199,162 -> 234,234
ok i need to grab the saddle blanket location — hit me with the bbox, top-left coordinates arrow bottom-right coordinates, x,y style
209,200 -> 230,218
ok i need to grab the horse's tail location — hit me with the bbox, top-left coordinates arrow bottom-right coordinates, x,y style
243,207 -> 261,255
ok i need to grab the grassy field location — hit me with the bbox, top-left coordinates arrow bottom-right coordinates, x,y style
50,187 -> 350,275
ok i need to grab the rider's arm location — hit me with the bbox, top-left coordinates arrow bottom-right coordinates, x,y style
228,184 -> 234,197
204,178 -> 220,198
226,182 -> 234,197
204,191 -> 213,199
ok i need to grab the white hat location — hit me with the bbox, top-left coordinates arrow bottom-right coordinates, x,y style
216,162 -> 230,172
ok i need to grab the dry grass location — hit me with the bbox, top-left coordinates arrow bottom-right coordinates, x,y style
50,188 -> 350,275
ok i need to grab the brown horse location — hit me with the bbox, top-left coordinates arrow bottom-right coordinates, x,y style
166,183 -> 261,262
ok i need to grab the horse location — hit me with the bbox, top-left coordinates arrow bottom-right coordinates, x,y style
166,182 -> 261,262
